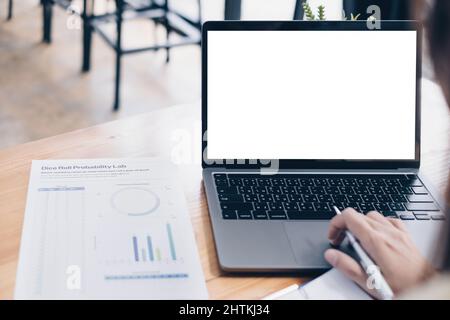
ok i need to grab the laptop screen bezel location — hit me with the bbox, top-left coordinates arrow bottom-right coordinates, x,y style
202,20 -> 422,170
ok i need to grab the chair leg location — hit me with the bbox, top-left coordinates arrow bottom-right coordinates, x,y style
293,0 -> 305,20
163,0 -> 170,63
197,0 -> 202,35
224,0 -> 241,20
113,0 -> 123,111
7,0 -> 13,20
82,0 -> 92,72
42,0 -> 52,43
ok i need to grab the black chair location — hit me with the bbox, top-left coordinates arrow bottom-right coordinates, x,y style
42,0 -> 202,111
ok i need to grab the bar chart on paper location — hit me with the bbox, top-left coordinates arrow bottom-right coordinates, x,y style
131,224 -> 177,263
94,219 -> 190,282
88,181 -> 196,285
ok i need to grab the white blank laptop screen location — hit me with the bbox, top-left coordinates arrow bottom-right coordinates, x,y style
207,30 -> 417,160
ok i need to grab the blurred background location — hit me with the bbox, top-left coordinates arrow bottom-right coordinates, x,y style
0,0 -> 421,150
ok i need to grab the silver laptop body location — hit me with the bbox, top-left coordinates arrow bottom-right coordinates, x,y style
201,21 -> 447,272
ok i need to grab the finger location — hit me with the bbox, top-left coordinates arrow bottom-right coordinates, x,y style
328,208 -> 373,246
324,249 -> 367,289
366,212 -> 409,239
328,208 -> 358,242
366,211 -> 391,226
328,214 -> 344,244
387,217 -> 408,232
325,249 -> 384,300
365,215 -> 386,230
329,229 -> 346,248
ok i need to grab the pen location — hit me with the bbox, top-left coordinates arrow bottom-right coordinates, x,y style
332,206 -> 394,300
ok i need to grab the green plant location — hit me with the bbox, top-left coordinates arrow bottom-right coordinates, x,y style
317,5 -> 326,21
302,1 -> 316,21
302,2 -> 326,21
302,1 -> 360,21
343,11 -> 361,21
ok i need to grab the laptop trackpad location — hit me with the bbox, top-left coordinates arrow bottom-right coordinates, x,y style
284,222 -> 332,269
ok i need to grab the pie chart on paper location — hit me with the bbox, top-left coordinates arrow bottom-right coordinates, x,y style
111,187 -> 160,216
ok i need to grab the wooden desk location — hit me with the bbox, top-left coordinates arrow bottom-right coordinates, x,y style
0,79 -> 448,300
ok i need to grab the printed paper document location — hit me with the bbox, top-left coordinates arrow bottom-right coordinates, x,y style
15,159 -> 208,299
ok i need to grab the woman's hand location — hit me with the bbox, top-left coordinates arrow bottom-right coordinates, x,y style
324,208 -> 435,298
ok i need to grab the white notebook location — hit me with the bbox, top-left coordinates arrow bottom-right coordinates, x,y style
264,269 -> 372,300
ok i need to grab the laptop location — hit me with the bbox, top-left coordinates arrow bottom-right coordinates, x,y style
201,20 -> 447,272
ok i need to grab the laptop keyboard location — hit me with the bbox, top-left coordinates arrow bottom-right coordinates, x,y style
213,174 -> 445,221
